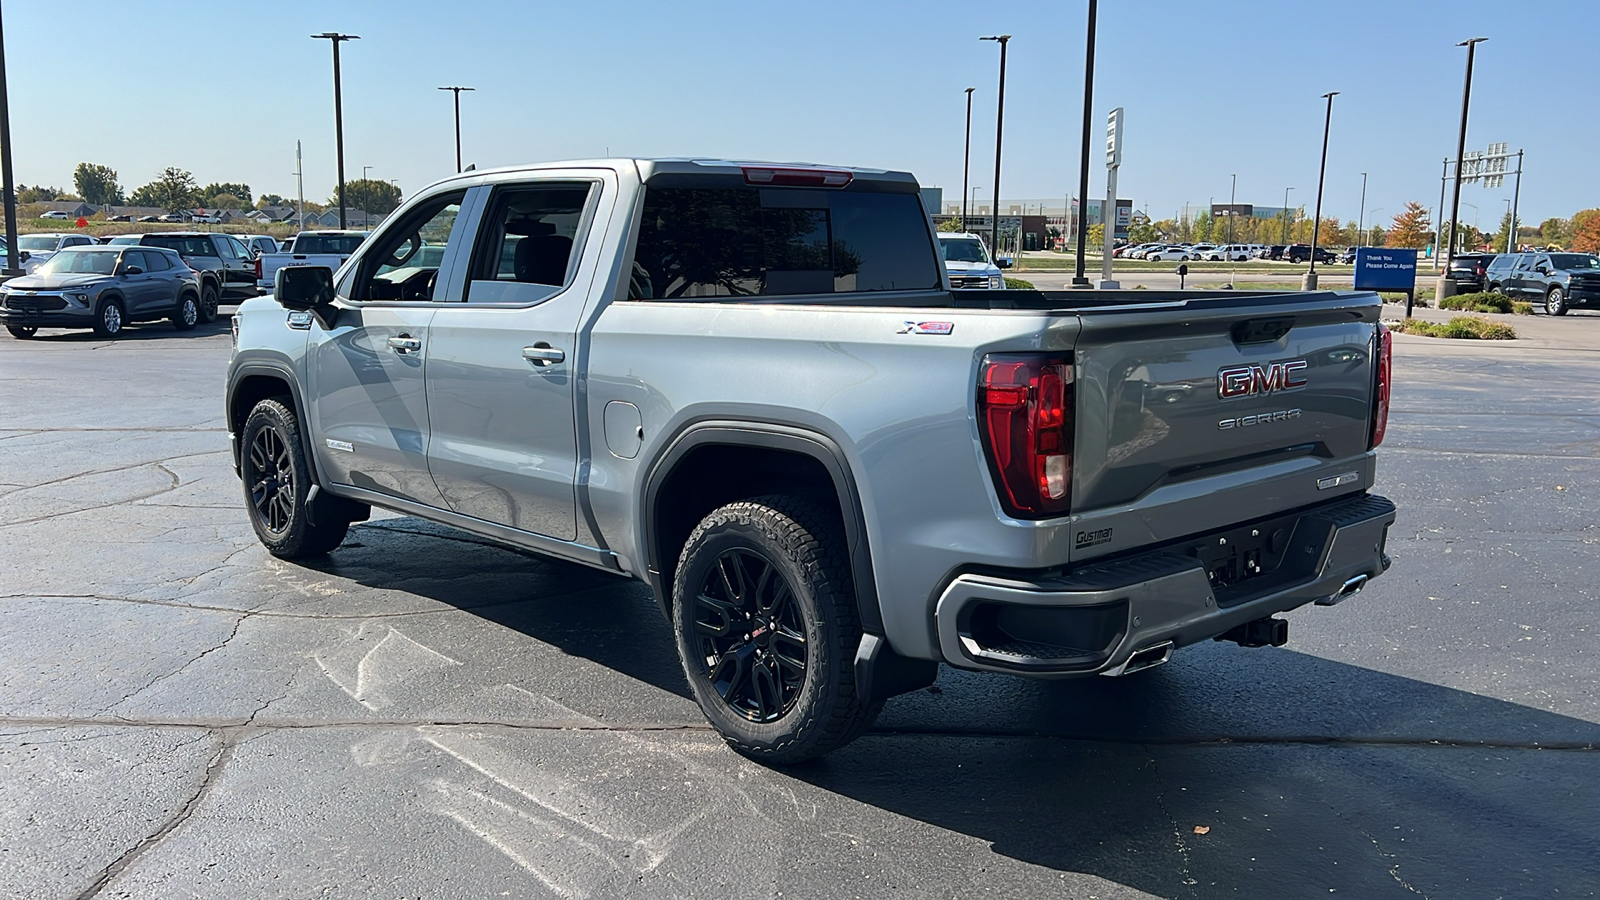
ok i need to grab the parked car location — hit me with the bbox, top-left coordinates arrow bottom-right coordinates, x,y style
1283,244 -> 1335,264
128,232 -> 260,322
0,245 -> 201,339
191,213 -> 221,224
226,157 -> 1396,763
937,232 -> 1005,289
16,232 -> 97,265
254,230 -> 367,291
1446,252 -> 1496,293
39,210 -> 70,220
1146,246 -> 1192,262
1204,243 -> 1255,262
1188,243 -> 1217,257
108,214 -> 134,222
158,213 -> 186,223
1258,245 -> 1287,260
1486,251 -> 1600,315
239,235 -> 279,257
137,215 -> 161,223
1338,247 -> 1359,264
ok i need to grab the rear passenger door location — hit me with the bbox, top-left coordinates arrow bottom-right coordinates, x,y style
423,174 -> 608,541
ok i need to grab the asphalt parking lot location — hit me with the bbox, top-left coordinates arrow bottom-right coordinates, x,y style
2,313 -> 1597,899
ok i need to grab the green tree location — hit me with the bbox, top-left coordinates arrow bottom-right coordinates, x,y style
1366,225 -> 1385,247
1386,202 -> 1432,249
1193,210 -> 1213,242
329,178 -> 402,215
17,185 -> 63,203
130,167 -> 201,213
73,163 -> 123,206
1537,217 -> 1570,247
1087,223 -> 1104,247
257,194 -> 286,208
936,217 -> 965,232
1128,222 -> 1158,243
205,192 -> 246,211
1492,209 -> 1515,253
200,182 -> 252,206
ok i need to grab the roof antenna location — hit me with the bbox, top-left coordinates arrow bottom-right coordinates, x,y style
464,163 -> 476,172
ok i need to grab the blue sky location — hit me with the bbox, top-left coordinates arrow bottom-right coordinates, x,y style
5,0 -> 1588,227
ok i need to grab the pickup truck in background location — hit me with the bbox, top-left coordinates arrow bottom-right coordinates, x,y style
254,230 -> 367,291
226,158 -> 1396,763
937,231 -> 1007,289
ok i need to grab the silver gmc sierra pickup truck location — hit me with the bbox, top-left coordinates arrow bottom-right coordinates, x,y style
225,158 -> 1397,762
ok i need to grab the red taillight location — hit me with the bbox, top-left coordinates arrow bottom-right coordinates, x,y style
741,166 -> 853,188
978,354 -> 1074,518
1370,324 -> 1392,448
254,256 -> 262,280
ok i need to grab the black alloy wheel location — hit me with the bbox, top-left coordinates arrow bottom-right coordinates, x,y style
93,299 -> 124,338
239,399 -> 349,557
247,423 -> 296,536
693,548 -> 810,723
672,496 -> 882,763
6,324 -> 38,339
172,293 -> 198,330
198,283 -> 219,324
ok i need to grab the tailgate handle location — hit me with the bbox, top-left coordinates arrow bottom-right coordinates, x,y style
1232,317 -> 1295,345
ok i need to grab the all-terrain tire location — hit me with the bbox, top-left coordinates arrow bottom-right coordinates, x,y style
672,495 -> 881,764
240,399 -> 349,558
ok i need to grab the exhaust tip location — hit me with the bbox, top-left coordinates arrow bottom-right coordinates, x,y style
1316,574 -> 1369,606
1102,641 -> 1174,677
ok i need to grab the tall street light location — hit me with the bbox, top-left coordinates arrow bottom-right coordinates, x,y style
1306,91 -> 1339,289
1357,172 -> 1367,245
1282,187 -> 1294,243
312,32 -> 359,229
0,2 -> 20,275
1441,37 -> 1487,300
1228,173 -> 1237,243
980,35 -> 1010,257
438,85 -> 475,173
961,87 -> 975,224
969,186 -> 983,220
1071,0 -> 1099,288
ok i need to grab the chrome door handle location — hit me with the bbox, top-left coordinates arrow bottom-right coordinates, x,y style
522,345 -> 565,366
387,336 -> 422,353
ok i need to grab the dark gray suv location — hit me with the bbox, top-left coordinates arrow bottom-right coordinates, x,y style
0,246 -> 201,338
1485,251 -> 1600,315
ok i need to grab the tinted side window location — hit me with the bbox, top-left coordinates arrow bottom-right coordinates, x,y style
465,181 -> 596,303
144,236 -> 217,258
295,234 -> 366,254
144,250 -> 171,271
630,186 -> 939,300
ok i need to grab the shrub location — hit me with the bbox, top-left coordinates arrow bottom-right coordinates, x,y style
1439,291 -> 1513,313
1380,291 -> 1429,308
1003,276 -> 1035,290
1393,315 -> 1516,340
1512,301 -> 1534,315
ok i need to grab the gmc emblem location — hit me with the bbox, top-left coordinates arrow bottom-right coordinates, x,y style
1218,360 -> 1308,399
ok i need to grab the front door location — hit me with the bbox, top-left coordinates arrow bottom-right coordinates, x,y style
121,249 -> 168,315
304,189 -> 472,509
424,176 -> 606,541
212,235 -> 258,301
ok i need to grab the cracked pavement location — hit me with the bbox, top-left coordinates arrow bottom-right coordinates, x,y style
1,319 -> 1597,899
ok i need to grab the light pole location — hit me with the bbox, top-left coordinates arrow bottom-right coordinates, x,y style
1357,172 -> 1367,245
1460,201 -> 1478,252
362,165 -> 371,182
1368,207 -> 1383,244
961,87 -> 974,225
0,1 -> 19,275
1503,198 -> 1513,252
1071,0 -> 1098,287
969,186 -> 982,223
1228,173 -> 1237,243
312,32 -> 359,229
438,86 -> 474,173
1440,37 -> 1487,300
1306,91 -> 1339,288
980,35 -> 1010,256
1509,149 -> 1524,253
1282,187 -> 1294,243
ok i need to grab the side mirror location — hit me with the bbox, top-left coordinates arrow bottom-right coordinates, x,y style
275,264 -> 335,310
123,265 -> 143,275
997,257 -> 1014,269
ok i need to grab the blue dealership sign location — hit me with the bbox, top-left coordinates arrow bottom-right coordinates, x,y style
1353,247 -> 1418,292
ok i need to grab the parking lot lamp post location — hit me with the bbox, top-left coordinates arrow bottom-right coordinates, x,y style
312,32 -> 359,230
1071,0 -> 1098,288
0,3 -> 20,275
438,86 -> 474,173
1282,187 -> 1293,243
980,35 -> 1010,256
1228,173 -> 1236,243
1357,172 -> 1367,245
1440,37 -> 1487,301
1306,91 -> 1339,289
961,87 -> 974,225
1508,149 -> 1524,253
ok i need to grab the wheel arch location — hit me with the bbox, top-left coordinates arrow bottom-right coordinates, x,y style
227,364 -> 317,479
641,422 -> 883,637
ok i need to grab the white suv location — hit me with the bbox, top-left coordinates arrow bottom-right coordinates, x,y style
1205,244 -> 1256,262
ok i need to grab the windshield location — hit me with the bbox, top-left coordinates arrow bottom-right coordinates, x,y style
19,235 -> 59,251
37,249 -> 119,276
940,238 -> 991,264
1551,254 -> 1600,270
295,234 -> 366,254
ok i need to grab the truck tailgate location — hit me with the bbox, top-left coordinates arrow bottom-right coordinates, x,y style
1067,293 -> 1380,559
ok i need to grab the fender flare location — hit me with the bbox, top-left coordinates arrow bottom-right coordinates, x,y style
640,420 -> 884,637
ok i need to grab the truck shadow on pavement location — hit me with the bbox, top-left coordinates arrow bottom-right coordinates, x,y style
324,517 -> 1598,898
